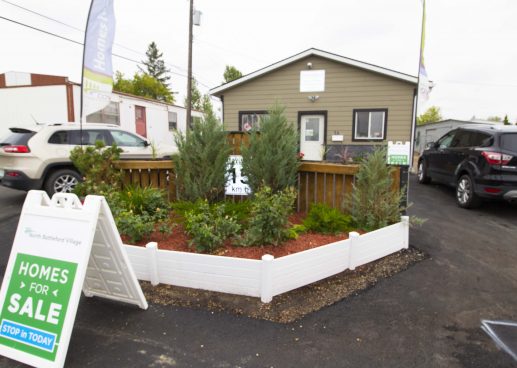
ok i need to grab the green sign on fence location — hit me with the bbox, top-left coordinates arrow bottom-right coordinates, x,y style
0,253 -> 77,362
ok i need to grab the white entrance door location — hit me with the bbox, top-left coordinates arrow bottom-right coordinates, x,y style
300,115 -> 325,161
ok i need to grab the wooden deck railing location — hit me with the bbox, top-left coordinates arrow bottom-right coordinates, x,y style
113,160 -> 401,212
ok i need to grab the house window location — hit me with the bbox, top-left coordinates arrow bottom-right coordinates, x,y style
239,111 -> 268,132
168,111 -> 178,131
353,109 -> 387,140
86,101 -> 120,125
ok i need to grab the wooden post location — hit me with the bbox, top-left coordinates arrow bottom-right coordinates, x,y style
260,254 -> 274,303
146,242 -> 160,286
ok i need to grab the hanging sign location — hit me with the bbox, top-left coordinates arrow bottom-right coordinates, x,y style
387,141 -> 411,165
0,191 -> 147,368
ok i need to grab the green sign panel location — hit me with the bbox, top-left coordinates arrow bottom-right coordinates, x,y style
388,154 -> 409,165
0,253 -> 77,362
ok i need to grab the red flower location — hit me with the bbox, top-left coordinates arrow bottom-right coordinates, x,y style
297,152 -> 305,159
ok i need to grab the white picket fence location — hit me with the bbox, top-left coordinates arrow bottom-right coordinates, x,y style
123,216 -> 409,303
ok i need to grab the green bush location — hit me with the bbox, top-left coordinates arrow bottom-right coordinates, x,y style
107,186 -> 170,243
344,148 -> 405,231
110,185 -> 169,221
70,141 -> 122,197
287,224 -> 307,240
240,186 -> 296,246
184,200 -> 241,253
173,113 -> 232,202
303,203 -> 353,234
116,211 -> 155,243
241,104 -> 300,193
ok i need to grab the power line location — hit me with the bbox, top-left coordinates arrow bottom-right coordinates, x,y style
0,15 -> 212,88
0,0 -> 190,74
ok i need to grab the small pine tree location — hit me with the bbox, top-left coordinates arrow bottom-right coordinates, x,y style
345,148 -> 405,231
139,42 -> 171,86
503,115 -> 510,125
241,104 -> 300,194
173,113 -> 232,202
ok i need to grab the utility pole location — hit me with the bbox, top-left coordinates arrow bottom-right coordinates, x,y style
186,0 -> 194,129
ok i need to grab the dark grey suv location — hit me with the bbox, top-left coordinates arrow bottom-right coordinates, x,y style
418,125 -> 517,208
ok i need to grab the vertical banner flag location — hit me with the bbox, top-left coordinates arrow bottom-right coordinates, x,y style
81,0 -> 116,119
418,0 -> 430,104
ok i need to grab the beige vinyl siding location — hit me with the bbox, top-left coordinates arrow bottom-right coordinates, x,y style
218,56 -> 415,144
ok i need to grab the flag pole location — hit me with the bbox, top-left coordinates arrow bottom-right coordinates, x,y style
410,0 -> 427,165
79,0 -> 95,147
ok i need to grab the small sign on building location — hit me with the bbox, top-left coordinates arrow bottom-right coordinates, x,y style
0,191 -> 147,368
387,141 -> 411,166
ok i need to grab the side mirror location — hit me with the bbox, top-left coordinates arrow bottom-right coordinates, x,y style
425,142 -> 436,150
142,140 -> 150,147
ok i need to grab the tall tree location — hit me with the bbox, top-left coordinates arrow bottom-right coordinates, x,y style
184,78 -> 202,111
503,115 -> 510,125
139,42 -> 171,86
223,65 -> 243,83
113,71 -> 174,103
417,106 -> 442,125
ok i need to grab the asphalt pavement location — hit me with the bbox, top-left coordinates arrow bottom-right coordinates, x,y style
0,178 -> 516,367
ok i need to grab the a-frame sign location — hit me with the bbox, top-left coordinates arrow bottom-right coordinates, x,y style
0,191 -> 147,368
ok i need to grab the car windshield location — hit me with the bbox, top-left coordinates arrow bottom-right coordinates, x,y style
500,133 -> 517,152
0,129 -> 36,146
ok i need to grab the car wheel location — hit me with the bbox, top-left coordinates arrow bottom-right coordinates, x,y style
44,169 -> 82,196
456,174 -> 481,209
417,159 -> 431,184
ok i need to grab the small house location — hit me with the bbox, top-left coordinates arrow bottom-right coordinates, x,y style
210,48 -> 418,162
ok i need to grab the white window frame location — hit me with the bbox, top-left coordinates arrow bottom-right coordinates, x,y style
168,111 -> 178,131
353,109 -> 387,141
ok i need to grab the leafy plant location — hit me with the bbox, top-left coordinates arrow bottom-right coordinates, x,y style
241,104 -> 300,194
184,200 -> 241,253
240,186 -> 296,246
287,224 -> 307,240
116,211 -> 155,243
344,147 -> 406,231
107,186 -> 170,243
70,141 -> 122,197
303,203 -> 353,234
173,113 -> 232,202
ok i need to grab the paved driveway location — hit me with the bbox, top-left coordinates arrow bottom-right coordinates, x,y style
0,178 -> 516,367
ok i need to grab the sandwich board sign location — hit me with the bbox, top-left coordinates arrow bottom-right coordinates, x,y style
0,191 -> 147,368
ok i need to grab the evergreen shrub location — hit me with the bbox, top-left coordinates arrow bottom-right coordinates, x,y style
173,113 -> 232,202
345,148 -> 405,231
241,104 -> 300,193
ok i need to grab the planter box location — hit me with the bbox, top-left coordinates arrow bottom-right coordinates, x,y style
123,216 -> 409,303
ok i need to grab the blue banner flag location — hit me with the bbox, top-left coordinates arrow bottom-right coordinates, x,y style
81,0 -> 116,119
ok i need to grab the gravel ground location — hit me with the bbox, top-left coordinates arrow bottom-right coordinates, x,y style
141,246 -> 426,323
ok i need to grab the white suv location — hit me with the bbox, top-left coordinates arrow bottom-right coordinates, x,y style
0,123 -> 177,195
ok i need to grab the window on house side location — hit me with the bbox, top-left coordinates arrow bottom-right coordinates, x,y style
353,110 -> 387,140
86,101 -> 120,125
168,111 -> 178,131
239,111 -> 268,132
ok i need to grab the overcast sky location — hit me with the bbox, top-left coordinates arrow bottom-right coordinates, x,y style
1,0 -> 516,122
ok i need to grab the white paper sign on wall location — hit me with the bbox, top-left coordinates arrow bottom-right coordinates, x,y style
225,155 -> 251,196
387,141 -> 411,165
300,70 -> 325,92
0,191 -> 147,368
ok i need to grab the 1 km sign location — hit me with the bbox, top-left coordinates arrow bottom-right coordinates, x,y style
0,191 -> 147,368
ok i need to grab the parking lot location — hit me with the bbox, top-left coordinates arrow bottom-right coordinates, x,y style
0,175 -> 516,367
